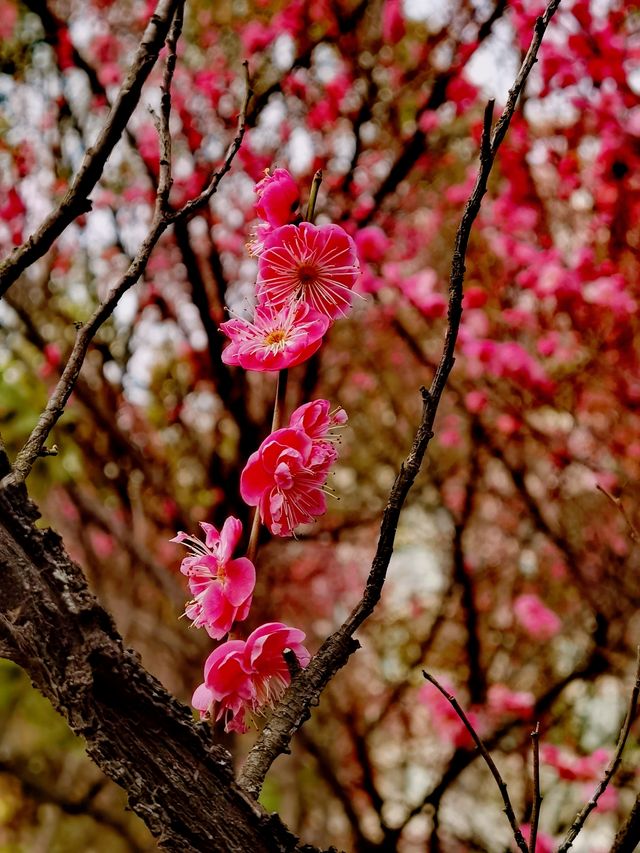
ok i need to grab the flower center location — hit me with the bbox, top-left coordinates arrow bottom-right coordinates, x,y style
296,263 -> 319,286
264,328 -> 287,347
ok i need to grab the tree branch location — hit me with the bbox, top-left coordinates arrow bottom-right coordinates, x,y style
557,647 -> 640,853
0,464 -> 320,852
529,723 -> 542,853
421,671 -> 529,853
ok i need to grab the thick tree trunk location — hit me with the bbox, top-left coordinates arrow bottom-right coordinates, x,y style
0,451 -> 320,852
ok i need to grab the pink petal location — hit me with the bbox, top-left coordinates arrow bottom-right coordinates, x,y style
218,516 -> 243,561
199,522 -> 221,550
224,557 -> 256,606
192,683 -> 214,715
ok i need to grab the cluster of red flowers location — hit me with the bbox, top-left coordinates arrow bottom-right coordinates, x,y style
172,169 -> 359,731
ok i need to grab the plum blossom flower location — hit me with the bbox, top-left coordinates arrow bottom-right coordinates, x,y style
514,593 -> 562,640
487,684 -> 535,718
192,622 -> 310,732
219,302 -> 329,371
517,825 -> 555,853
240,426 -> 337,536
171,517 -> 255,640
257,222 -> 360,320
355,225 -> 390,263
255,168 -> 300,227
288,399 -> 347,463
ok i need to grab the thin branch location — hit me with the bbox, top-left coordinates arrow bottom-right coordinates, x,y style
611,792 -> 640,853
156,1 -> 184,209
237,0 -> 562,799
530,722 -> 542,853
596,485 -> 640,543
421,671 -> 529,853
167,62 -> 253,223
306,170 -> 323,222
0,0 -> 182,297
557,648 -> 640,853
1,56 -> 252,488
452,433 -> 484,703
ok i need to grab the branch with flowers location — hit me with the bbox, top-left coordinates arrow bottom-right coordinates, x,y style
171,167 -> 357,734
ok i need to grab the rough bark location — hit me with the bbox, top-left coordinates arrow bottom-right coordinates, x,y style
0,449 -> 322,853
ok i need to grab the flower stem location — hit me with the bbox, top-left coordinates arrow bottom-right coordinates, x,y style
247,369 -> 289,563
306,169 -> 323,222
271,368 -> 288,431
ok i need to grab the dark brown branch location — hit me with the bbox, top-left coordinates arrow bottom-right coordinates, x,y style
530,723 -> 542,853
0,0 -> 182,297
557,648 -> 640,853
452,435 -> 484,703
0,462 -> 317,852
238,0 -> 561,799
611,792 -> 640,853
421,671 -> 529,853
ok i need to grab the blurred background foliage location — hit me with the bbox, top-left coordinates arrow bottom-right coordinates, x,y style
1,0 -> 640,849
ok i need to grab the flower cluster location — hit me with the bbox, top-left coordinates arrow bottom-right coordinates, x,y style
241,400 -> 347,536
192,623 -> 311,733
222,169 -> 360,369
173,517 -> 310,730
174,169 -> 357,732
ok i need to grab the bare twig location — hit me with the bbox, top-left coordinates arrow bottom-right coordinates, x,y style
0,0 -> 182,297
530,722 -> 542,853
156,2 -> 184,209
421,671 -> 529,853
1,53 -> 252,488
306,170 -> 323,222
557,648 -> 640,853
596,485 -> 640,543
237,0 -> 562,799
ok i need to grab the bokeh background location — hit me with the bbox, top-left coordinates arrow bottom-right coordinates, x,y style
1,0 -> 640,849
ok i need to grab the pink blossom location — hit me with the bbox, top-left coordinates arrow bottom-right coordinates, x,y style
171,517 -> 255,640
465,390 -> 488,414
517,825 -> 554,853
541,745 -> 610,782
255,168 -> 300,227
514,594 -> 562,640
192,622 -> 310,732
288,399 -> 347,464
219,302 -> 329,372
240,21 -> 274,55
240,427 -> 335,536
257,222 -> 360,320
245,622 -> 311,706
355,226 -> 390,263
192,640 -> 251,732
487,684 -> 535,718
382,0 -> 405,43
403,269 -> 447,318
